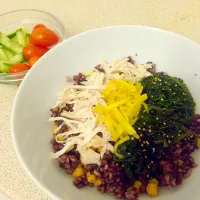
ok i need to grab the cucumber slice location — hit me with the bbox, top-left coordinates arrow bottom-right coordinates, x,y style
0,45 -> 3,48
4,53 -> 24,65
0,49 -> 8,60
10,36 -> 18,44
7,29 -> 18,39
0,32 -> 23,53
2,47 -> 14,58
21,26 -> 31,35
26,34 -> 30,45
16,30 -> 27,47
0,61 -> 10,73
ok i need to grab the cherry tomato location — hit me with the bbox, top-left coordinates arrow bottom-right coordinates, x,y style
30,27 -> 59,47
33,24 -> 46,30
9,63 -> 30,73
29,56 -> 40,67
23,44 -> 48,60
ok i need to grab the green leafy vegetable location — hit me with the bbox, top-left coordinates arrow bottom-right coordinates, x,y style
114,75 -> 195,180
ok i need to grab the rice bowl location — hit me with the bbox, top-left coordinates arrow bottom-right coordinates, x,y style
11,25 -> 200,200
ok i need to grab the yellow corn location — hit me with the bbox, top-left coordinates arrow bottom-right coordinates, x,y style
133,180 -> 142,189
52,124 -> 58,134
146,182 -> 158,197
149,178 -> 159,184
72,165 -> 84,177
85,71 -> 93,77
87,172 -> 97,184
57,136 -> 65,141
94,178 -> 101,186
197,138 -> 200,149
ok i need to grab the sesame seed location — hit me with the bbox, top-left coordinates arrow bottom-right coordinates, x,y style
138,127 -> 141,130
149,129 -> 152,132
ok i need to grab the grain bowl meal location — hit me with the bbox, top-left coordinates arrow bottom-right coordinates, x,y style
48,57 -> 200,200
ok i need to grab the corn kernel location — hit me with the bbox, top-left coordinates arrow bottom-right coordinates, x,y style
197,138 -> 200,149
146,182 -> 158,197
149,178 -> 159,184
52,124 -> 58,134
133,180 -> 142,189
72,165 -> 84,177
85,71 -> 93,77
94,178 -> 101,186
87,172 -> 97,183
57,136 -> 65,141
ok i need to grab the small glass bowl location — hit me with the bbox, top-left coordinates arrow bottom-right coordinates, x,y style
0,9 -> 66,84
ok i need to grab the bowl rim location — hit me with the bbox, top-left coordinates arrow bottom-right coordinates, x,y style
11,25 -> 200,200
0,9 -> 66,84
0,8 -> 63,26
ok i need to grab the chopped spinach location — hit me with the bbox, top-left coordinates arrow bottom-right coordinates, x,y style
114,75 -> 195,181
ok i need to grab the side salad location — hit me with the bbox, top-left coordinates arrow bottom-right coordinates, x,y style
0,24 -> 59,73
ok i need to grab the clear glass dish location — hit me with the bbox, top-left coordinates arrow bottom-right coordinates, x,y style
0,9 -> 66,84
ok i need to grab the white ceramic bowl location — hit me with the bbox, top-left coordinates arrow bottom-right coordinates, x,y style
11,25 -> 200,200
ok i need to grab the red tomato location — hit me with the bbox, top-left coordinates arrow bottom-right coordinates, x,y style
9,63 -> 30,73
30,27 -> 59,47
33,24 -> 46,30
23,44 -> 48,60
29,56 -> 40,67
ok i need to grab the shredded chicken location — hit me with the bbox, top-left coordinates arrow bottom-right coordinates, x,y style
49,58 -> 153,165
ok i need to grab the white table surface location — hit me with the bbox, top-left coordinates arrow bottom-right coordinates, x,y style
1,0 -> 200,199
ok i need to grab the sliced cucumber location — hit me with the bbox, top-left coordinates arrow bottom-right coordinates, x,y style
10,36 -> 18,44
4,53 -> 24,65
2,47 -> 14,58
21,26 -> 31,35
0,45 -> 3,49
0,61 -> 10,73
26,34 -> 30,45
7,29 -> 18,39
16,30 -> 27,47
0,49 -> 8,60
0,32 -> 23,53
